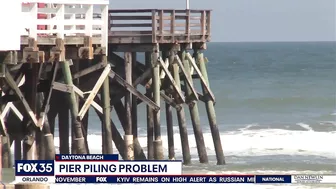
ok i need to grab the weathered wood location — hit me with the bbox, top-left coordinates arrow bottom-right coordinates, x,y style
87,96 -> 127,160
60,60 -> 87,154
124,52 -> 134,160
175,55 -> 198,100
180,84 -> 206,102
21,36 -> 102,46
1,136 -> 11,168
77,64 -> 111,120
152,45 -> 164,160
164,51 -> 175,160
38,62 -> 59,128
73,82 -> 126,156
4,69 -> 38,127
100,56 -> 113,154
133,66 -> 152,87
0,51 -> 18,64
79,99 -> 90,155
52,82 -> 73,93
72,61 -> 106,80
201,11 -> 206,41
171,10 -> 175,42
108,70 -> 159,111
11,7 -> 216,166
186,52 -> 215,102
171,51 -> 191,165
131,52 -> 140,160
22,63 -> 39,160
0,79 -> 7,137
151,10 -> 157,43
145,52 -> 154,160
181,49 -> 208,164
108,43 -> 155,52
110,15 -> 153,20
112,23 -> 152,27
47,93 -> 58,136
113,100 -> 146,160
108,9 -> 211,44
58,99 -> 70,154
1,64 -> 25,95
49,38 -> 65,63
78,36 -> 93,59
36,93 -> 55,160
206,11 -> 211,35
159,57 -> 168,79
194,50 -> 225,165
73,86 -> 102,113
22,38 -> 39,63
186,10 -> 191,41
158,57 -> 185,103
109,63 -> 153,106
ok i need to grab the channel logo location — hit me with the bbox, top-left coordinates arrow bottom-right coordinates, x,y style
15,160 -> 54,176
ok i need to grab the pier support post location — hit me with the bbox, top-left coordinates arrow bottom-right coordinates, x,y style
181,48 -> 208,163
124,52 -> 134,160
61,60 -> 87,154
1,136 -> 11,167
131,52 -> 141,159
113,100 -> 146,159
152,45 -> 164,160
194,48 -> 225,165
164,50 -> 175,160
38,58 -> 58,159
57,94 -> 70,154
172,51 -> 191,165
22,63 -> 39,160
145,52 -> 154,160
100,55 -> 113,154
37,93 -> 55,160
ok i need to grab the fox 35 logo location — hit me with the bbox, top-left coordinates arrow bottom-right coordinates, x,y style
15,160 -> 54,176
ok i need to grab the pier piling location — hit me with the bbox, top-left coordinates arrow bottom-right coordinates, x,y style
180,49 -> 208,164
152,45 -> 164,160
145,52 -> 155,160
172,51 -> 191,165
124,52 -> 134,160
0,4 -> 225,167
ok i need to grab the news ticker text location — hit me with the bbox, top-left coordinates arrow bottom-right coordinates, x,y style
15,175 -> 336,184
14,155 -> 335,184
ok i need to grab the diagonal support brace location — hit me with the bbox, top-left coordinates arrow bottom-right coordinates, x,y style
4,68 -> 38,127
108,70 -> 160,111
186,53 -> 215,102
175,55 -> 199,101
158,57 -> 185,103
37,62 -> 59,128
77,64 -> 111,120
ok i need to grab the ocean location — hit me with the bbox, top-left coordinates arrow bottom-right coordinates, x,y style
8,42 -> 336,188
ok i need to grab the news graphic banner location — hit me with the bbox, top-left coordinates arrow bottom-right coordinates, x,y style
15,154 -> 182,183
15,154 -> 336,184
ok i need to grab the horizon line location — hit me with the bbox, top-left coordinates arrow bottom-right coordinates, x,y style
209,40 -> 336,43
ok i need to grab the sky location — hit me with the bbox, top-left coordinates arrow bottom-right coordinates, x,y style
111,0 -> 336,42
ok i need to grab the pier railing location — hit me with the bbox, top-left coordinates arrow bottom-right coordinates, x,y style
108,9 -> 212,43
21,0 -> 109,47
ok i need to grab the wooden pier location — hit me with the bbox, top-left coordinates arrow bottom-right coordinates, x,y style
0,1 -> 225,168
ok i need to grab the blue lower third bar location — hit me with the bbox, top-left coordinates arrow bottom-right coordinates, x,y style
55,176 -> 255,184
255,175 -> 291,183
